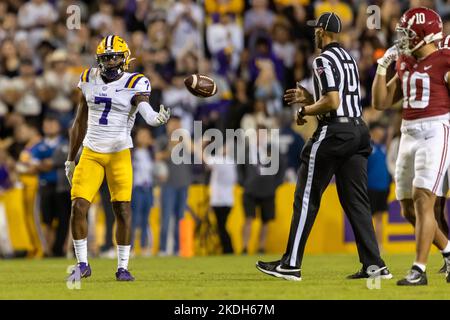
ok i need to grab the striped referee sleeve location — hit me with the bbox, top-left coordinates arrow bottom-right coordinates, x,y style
312,57 -> 339,95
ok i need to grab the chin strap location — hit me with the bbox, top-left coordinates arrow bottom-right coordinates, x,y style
100,65 -> 123,82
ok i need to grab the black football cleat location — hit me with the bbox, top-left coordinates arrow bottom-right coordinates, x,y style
346,266 -> 393,279
256,260 -> 301,281
397,266 -> 427,286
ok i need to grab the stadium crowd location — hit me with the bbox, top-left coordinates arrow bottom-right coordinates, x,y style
0,0 -> 449,258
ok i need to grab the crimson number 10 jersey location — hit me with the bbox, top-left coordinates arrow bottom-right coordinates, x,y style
395,36 -> 450,120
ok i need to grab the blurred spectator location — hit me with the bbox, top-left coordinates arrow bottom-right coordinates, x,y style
155,117 -> 192,256
239,128 -> 283,254
0,39 -> 20,78
37,49 -> 78,129
162,72 -> 198,134
167,0 -> 204,60
144,16 -> 175,94
249,37 -> 284,84
0,147 -> 16,193
152,0 -> 177,12
196,60 -> 233,133
436,0 -> 450,18
30,116 -> 63,256
17,0 -> 58,47
1,113 -> 25,153
291,45 -> 312,90
272,19 -> 296,71
206,13 -> 243,76
367,122 -> 391,251
131,127 -> 155,257
254,58 -> 283,115
147,15 -> 170,52
49,137 -> 71,257
244,0 -> 275,36
235,48 -> 251,82
15,123 -> 44,258
226,79 -> 251,130
206,143 -> 237,254
0,146 -> 15,258
240,99 -> 276,131
278,108 -> 304,182
0,10 -> 19,44
124,0 -> 149,33
89,0 -> 114,34
1,59 -> 43,126
176,51 -> 199,76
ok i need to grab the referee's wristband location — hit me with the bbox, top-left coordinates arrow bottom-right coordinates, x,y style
376,65 -> 387,76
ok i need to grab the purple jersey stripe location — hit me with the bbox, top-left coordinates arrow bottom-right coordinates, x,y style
85,68 -> 91,82
131,75 -> 144,88
124,73 -> 139,88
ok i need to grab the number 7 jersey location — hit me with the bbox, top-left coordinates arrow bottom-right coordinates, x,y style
395,47 -> 450,120
77,68 -> 151,153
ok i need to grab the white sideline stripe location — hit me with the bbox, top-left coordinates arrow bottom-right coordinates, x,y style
289,126 -> 328,267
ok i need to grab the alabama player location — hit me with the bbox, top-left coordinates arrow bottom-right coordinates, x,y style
372,8 -> 450,286
66,35 -> 170,282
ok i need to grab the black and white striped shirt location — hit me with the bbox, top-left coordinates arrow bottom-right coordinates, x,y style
312,42 -> 362,118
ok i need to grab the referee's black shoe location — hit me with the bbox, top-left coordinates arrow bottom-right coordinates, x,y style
256,260 -> 301,281
397,266 -> 427,286
346,266 -> 393,279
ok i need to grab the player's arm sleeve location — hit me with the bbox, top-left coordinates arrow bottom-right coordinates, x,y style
137,101 -> 160,127
313,57 -> 339,95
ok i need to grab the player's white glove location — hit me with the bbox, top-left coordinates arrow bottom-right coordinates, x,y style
65,161 -> 75,186
376,46 -> 399,75
156,105 -> 170,125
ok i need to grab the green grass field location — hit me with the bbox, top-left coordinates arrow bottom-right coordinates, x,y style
0,253 -> 449,300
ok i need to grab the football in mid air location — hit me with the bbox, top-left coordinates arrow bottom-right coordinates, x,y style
184,74 -> 217,98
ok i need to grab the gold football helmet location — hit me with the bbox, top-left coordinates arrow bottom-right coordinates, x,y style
96,35 -> 132,80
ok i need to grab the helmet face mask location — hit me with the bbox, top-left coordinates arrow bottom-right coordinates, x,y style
97,52 -> 126,81
395,26 -> 417,55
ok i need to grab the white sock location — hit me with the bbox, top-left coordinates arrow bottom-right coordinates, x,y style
440,240 -> 450,255
117,245 -> 131,270
73,238 -> 88,265
413,262 -> 426,272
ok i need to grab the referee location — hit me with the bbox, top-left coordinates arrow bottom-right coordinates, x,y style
256,13 -> 392,281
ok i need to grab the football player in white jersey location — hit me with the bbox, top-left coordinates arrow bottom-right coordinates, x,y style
66,35 -> 170,282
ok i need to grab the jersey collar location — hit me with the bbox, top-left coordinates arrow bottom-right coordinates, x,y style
321,42 -> 341,52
